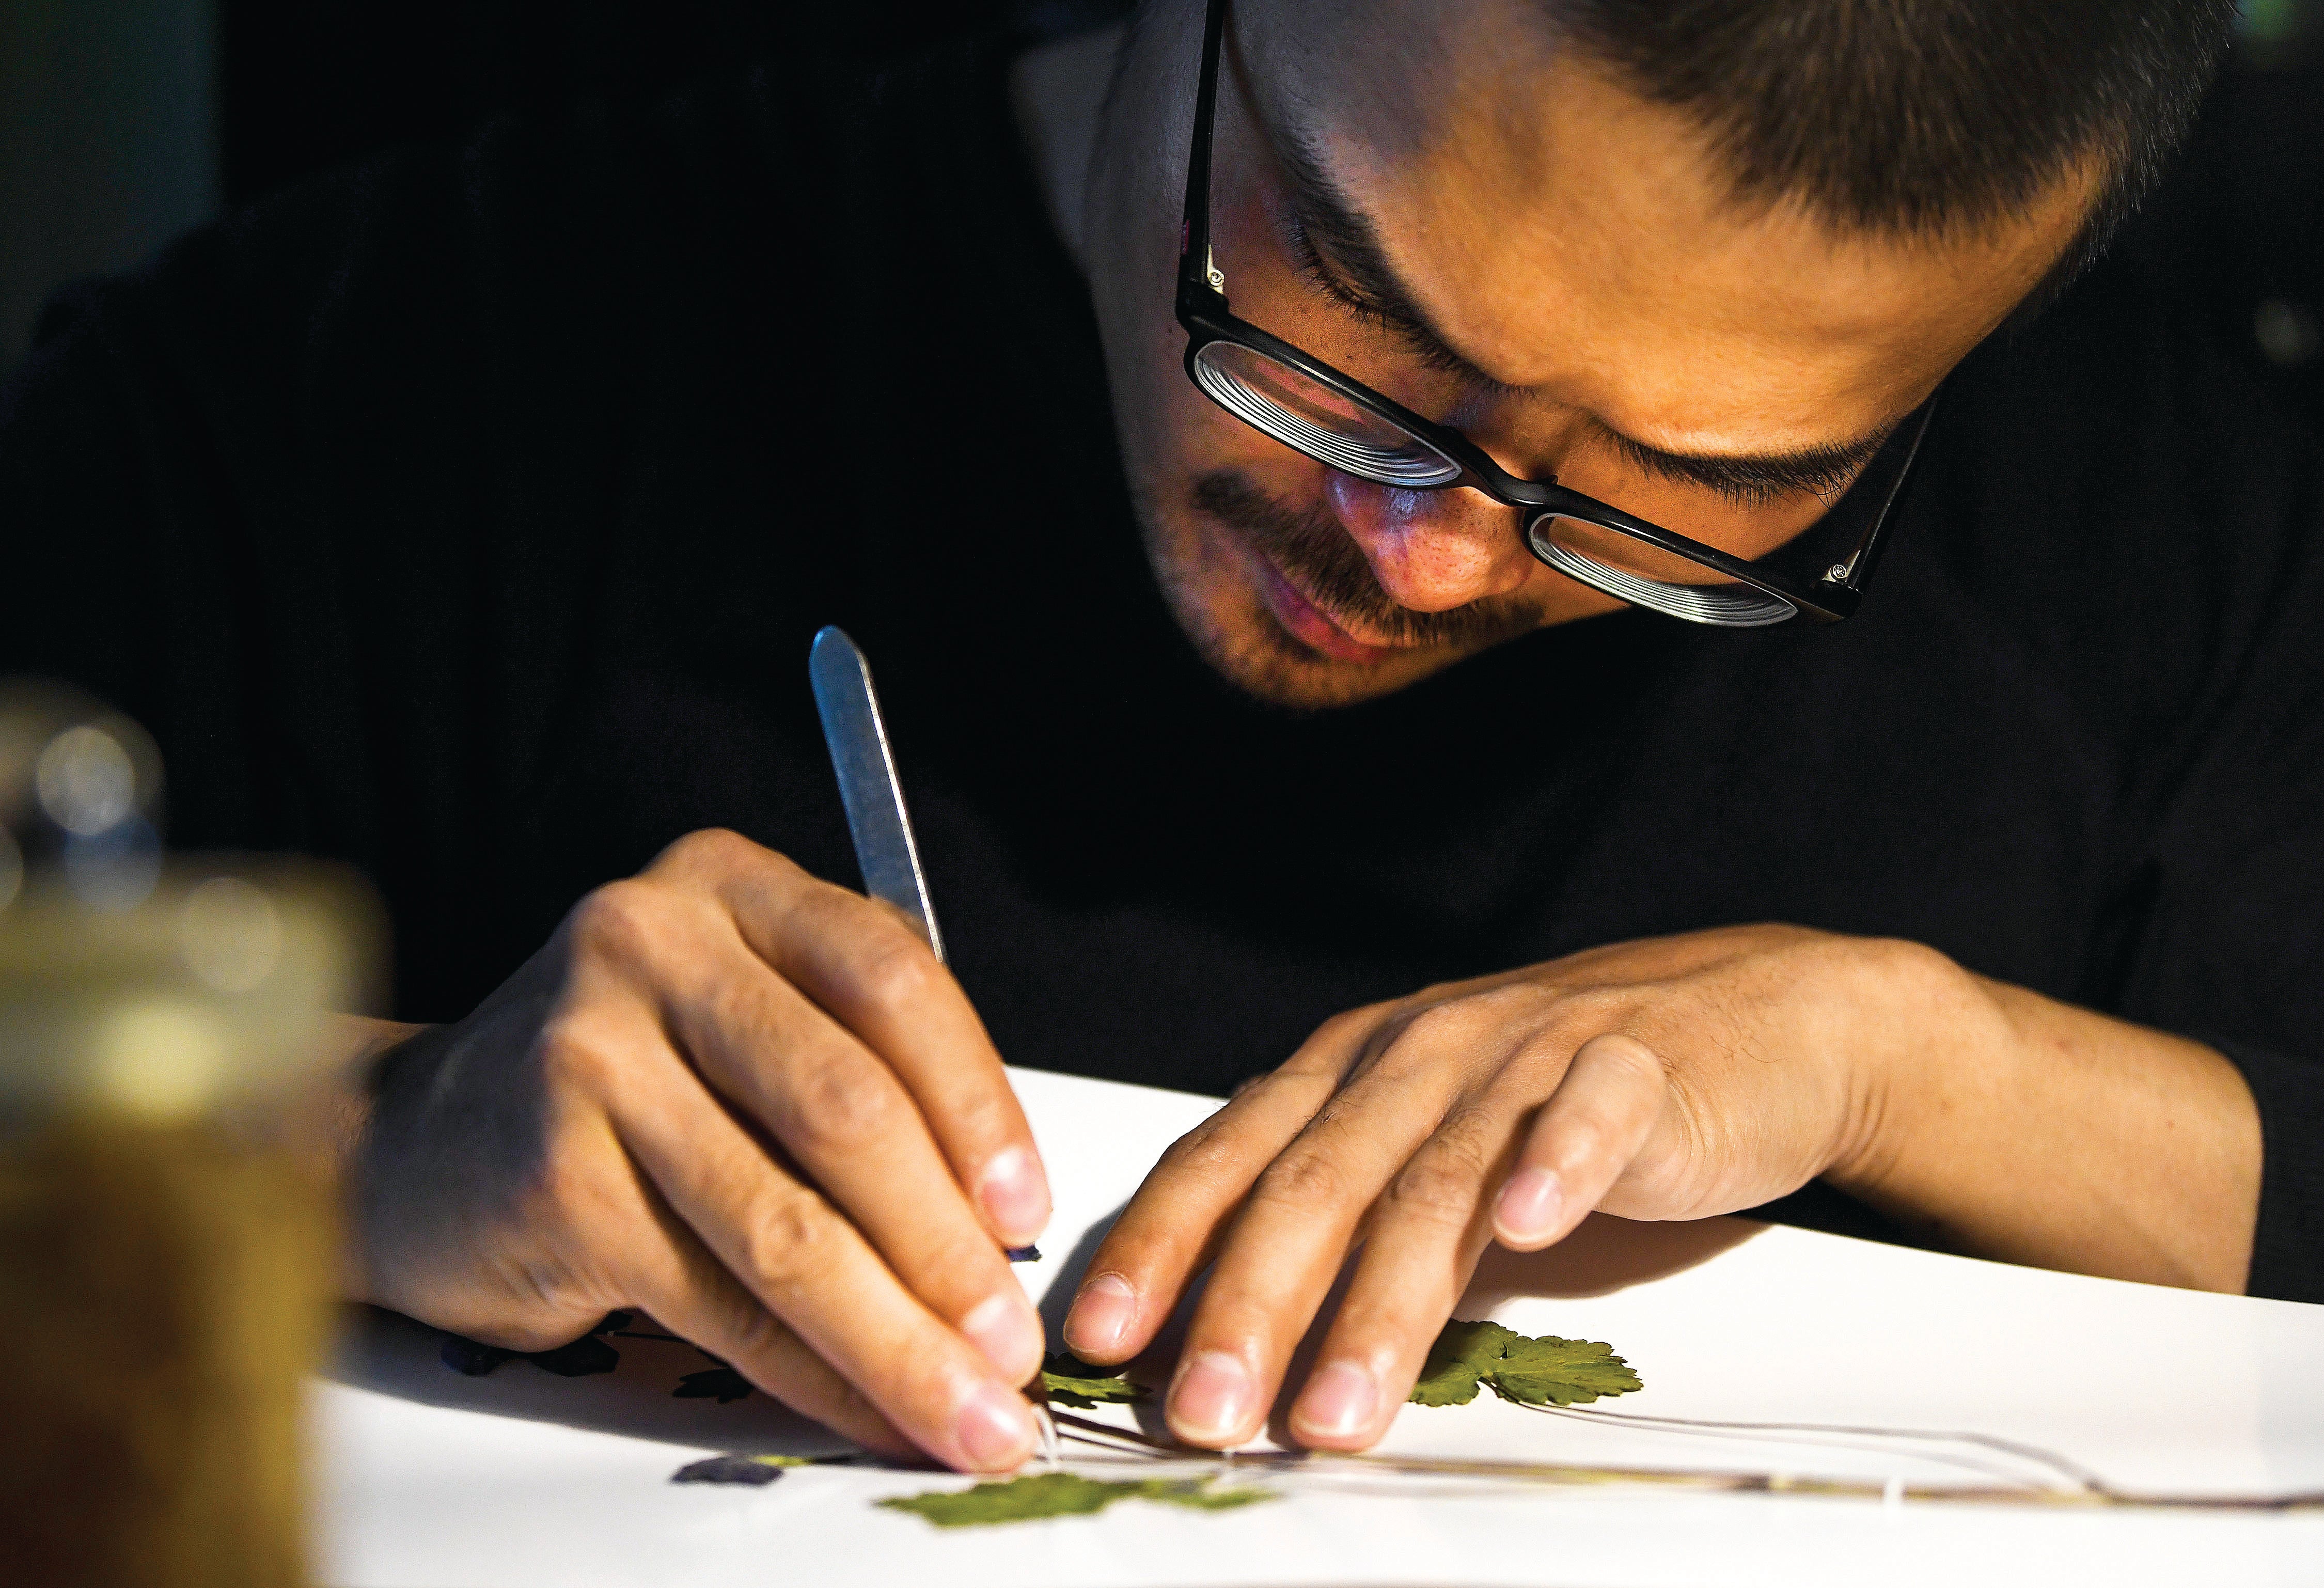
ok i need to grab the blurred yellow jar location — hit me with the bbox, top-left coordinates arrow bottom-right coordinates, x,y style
0,867 -> 374,1588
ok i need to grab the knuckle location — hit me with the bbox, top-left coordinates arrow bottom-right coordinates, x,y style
713,1301 -> 793,1375
1149,1069 -> 1330,1194
1153,1115 -> 1240,1187
534,1014 -> 628,1096
661,826 -> 766,875
1387,1153 -> 1481,1228
1157,1111 -> 1222,1161
1388,1112 -> 1496,1227
741,1192 -> 842,1301
787,1051 -> 902,1157
1432,1101 -> 1501,1173
1252,1145 -> 1350,1212
564,879 -> 662,962
849,928 -> 943,1011
1383,999 -> 1483,1060
697,970 -> 780,1054
1854,933 -> 1951,990
1297,1005 -> 1381,1066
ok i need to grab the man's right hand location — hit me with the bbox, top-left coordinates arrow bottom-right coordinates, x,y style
352,828 -> 1051,1471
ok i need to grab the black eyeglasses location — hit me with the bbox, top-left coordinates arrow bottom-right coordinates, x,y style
1172,0 -> 1938,627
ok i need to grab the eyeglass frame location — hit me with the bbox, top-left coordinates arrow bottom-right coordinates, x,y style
1170,0 -> 1939,626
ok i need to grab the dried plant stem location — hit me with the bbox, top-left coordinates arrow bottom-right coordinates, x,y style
1043,1410 -> 2324,1513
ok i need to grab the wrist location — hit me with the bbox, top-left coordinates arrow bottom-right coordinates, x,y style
278,1016 -> 419,1172
290,1014 -> 427,1297
1817,936 -> 2008,1201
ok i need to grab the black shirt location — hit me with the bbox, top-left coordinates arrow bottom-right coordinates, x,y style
5,41 -> 2321,1300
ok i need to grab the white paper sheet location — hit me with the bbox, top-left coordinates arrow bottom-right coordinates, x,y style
318,1065 -> 2324,1587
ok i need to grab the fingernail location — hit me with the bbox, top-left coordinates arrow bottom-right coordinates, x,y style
1293,1360 -> 1379,1442
1063,1272 -> 1136,1358
1496,1165 -> 1565,1243
1169,1350 -> 1256,1444
953,1378 -> 1037,1471
977,1145 -> 1051,1247
960,1289 -> 1045,1384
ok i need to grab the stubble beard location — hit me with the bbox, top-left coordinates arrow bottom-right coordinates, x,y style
1135,468 -> 1547,709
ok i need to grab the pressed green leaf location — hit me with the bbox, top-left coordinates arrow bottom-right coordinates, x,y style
1039,1353 -> 1149,1409
883,1473 -> 1124,1526
1487,1335 -> 1643,1407
1408,1319 -> 1640,1408
1408,1319 -> 1523,1406
1135,1478 -> 1275,1512
879,1472 -> 1273,1528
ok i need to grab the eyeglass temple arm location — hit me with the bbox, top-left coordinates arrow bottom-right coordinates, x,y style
1180,0 -> 1232,294
1835,395 -> 1941,592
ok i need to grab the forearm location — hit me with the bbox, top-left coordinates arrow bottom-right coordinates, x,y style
1828,945 -> 2260,1292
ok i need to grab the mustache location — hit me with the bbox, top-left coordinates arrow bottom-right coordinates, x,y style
1189,470 -> 1544,652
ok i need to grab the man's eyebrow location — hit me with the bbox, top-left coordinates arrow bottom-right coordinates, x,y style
1587,417 -> 1901,502
1272,127 -> 1505,389
1270,127 -> 1902,502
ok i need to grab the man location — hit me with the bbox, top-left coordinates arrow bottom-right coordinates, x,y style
5,0 -> 2318,1477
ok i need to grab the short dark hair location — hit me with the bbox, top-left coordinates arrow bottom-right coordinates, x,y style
1551,0 -> 2238,252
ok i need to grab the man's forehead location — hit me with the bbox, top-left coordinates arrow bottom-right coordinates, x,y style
1233,0 -> 1495,150
1232,0 -> 2094,452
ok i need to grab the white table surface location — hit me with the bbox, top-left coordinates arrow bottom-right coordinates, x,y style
318,1066 -> 2324,1587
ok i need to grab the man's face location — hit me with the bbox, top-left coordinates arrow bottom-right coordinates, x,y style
1082,0 -> 2097,707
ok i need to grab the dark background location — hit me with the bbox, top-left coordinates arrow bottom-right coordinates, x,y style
211,0 -> 2323,432
2140,25 -> 2324,435
215,0 -> 1116,203
2,0 -> 2317,420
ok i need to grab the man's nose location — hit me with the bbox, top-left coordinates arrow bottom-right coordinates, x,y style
1323,470 -> 1533,612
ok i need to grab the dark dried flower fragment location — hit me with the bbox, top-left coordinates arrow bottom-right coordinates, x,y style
671,1455 -> 788,1487
674,1366 -> 755,1403
439,1335 -> 516,1377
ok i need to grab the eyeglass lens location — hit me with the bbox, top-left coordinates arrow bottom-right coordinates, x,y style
1191,340 -> 1462,488
1528,515 -> 1798,626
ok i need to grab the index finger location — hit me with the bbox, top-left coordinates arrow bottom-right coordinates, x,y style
1061,1009 -> 1386,1364
662,831 -> 1051,1247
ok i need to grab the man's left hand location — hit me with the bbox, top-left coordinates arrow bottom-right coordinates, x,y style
1056,924 -> 1994,1450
